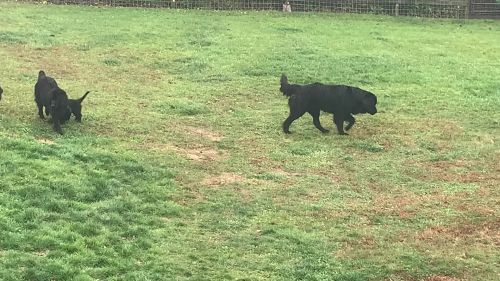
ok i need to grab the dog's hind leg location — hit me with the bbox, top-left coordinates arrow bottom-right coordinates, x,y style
333,114 -> 348,135
345,114 -> 356,131
283,95 -> 307,134
283,113 -> 303,134
37,103 -> 45,119
309,110 -> 329,133
283,110 -> 305,134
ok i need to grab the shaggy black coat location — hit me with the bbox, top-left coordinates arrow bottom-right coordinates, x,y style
280,74 -> 377,135
34,71 -> 70,134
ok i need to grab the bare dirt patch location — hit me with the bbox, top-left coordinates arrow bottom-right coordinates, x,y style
200,172 -> 257,187
168,145 -> 224,162
416,220 -> 500,245
36,138 -> 55,145
180,125 -> 222,142
142,142 -> 226,162
8,46 -> 79,78
422,276 -> 463,281
406,158 -> 499,186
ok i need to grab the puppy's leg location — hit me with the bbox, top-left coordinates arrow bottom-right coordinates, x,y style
37,103 -> 45,119
283,96 -> 307,134
283,112 -> 306,134
333,114 -> 348,135
345,114 -> 356,131
73,105 -> 82,122
53,118 -> 63,134
308,110 -> 329,133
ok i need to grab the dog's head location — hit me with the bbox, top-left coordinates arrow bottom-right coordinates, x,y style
279,74 -> 289,93
361,91 -> 377,115
49,88 -> 69,112
352,88 -> 377,115
38,70 -> 46,81
62,107 -> 72,122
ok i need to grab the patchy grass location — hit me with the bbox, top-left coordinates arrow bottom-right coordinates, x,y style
0,2 -> 499,280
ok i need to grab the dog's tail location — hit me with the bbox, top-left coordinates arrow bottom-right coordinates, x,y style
280,74 -> 294,97
77,91 -> 90,103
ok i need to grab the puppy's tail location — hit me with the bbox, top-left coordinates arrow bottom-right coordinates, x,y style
77,91 -> 90,103
280,74 -> 293,97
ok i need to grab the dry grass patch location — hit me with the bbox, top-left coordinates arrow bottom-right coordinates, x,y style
35,138 -> 55,145
200,172 -> 251,186
179,125 -> 223,142
415,219 -> 500,245
406,158 -> 499,186
148,143 -> 226,162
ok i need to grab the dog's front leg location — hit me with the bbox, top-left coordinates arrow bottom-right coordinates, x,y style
52,117 -> 63,135
333,114 -> 348,135
345,114 -> 356,131
309,110 -> 329,133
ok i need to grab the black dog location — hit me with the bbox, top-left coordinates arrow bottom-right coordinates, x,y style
34,70 -> 70,134
0,84 -> 3,101
64,91 -> 90,123
280,74 -> 377,135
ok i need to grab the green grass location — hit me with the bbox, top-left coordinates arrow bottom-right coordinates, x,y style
1,2 -> 499,280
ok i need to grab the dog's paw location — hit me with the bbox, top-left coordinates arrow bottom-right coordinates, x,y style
321,129 -> 330,134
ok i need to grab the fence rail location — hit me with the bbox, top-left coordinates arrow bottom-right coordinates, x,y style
12,0 -> 500,19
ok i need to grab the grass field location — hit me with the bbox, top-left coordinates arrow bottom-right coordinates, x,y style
0,2 -> 499,280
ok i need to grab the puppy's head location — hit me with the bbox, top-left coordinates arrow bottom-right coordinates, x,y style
361,91 -> 378,115
38,70 -> 46,80
49,88 -> 69,111
280,74 -> 289,93
62,107 -> 72,123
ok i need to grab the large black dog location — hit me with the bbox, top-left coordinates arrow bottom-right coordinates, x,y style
280,74 -> 377,135
64,91 -> 90,123
34,70 -> 70,134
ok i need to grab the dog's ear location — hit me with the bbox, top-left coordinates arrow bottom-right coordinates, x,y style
280,74 -> 288,85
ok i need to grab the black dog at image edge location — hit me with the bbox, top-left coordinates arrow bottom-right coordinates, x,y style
280,74 -> 377,135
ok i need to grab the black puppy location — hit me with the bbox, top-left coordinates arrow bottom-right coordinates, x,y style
280,74 -> 377,135
64,91 -> 90,122
34,71 -> 70,134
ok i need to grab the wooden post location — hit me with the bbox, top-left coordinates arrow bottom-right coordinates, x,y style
395,3 -> 399,16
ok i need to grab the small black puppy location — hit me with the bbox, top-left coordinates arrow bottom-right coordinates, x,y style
64,91 -> 90,122
280,74 -> 377,135
34,70 -> 69,134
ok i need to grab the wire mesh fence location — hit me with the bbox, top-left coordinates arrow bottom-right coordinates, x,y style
11,0 -> 500,19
